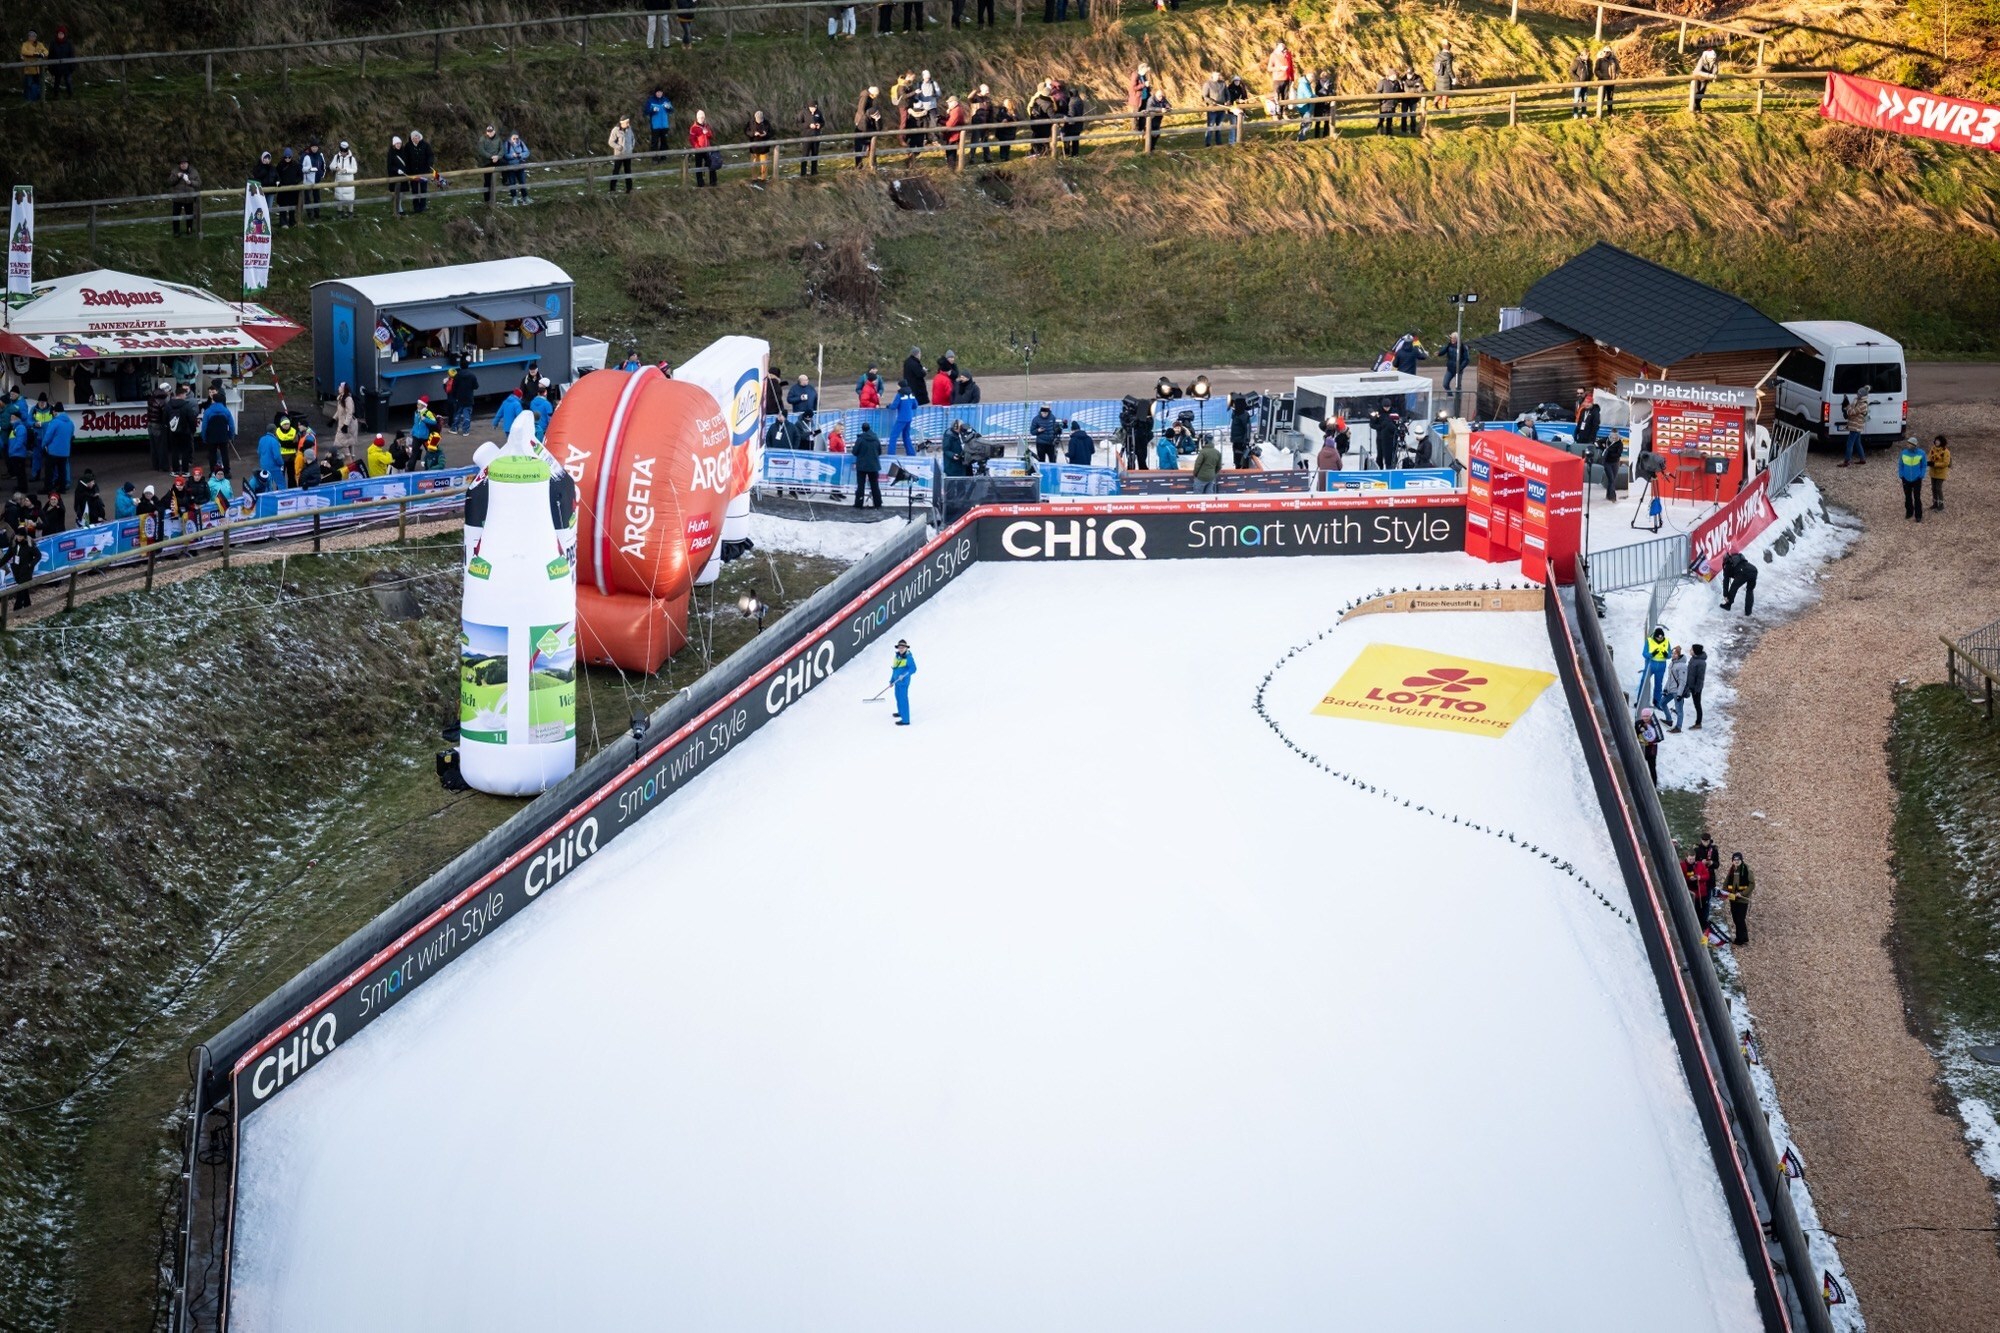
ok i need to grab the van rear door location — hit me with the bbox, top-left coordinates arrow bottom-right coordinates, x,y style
1830,356 -> 1904,435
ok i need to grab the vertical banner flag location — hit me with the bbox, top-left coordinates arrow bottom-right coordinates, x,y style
1819,72 -> 2000,151
242,182 -> 273,295
6,186 -> 31,310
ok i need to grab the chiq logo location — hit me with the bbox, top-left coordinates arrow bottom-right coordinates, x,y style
524,816 -> 601,897
249,1011 -> 338,1101
80,287 -> 165,308
1366,668 -> 1490,713
1000,517 -> 1148,560
766,640 -> 839,715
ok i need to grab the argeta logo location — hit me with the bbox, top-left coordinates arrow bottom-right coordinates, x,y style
1000,517 -> 1147,560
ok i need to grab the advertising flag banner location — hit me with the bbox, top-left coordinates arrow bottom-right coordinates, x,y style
6,185 -> 31,309
242,182 -> 274,295
1819,72 -> 2000,152
1312,643 -> 1555,737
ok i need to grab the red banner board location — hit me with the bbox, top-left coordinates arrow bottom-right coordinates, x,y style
1820,72 -> 2000,152
1689,471 -> 1779,569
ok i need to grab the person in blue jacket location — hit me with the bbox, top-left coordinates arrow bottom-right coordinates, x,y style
1155,430 -> 1179,471
529,380 -> 555,439
1066,421 -> 1095,465
114,480 -> 138,519
495,388 -> 525,436
257,427 -> 283,482
38,402 -> 75,492
889,384 -> 917,456
4,412 -> 28,492
199,393 -> 236,476
889,638 -> 917,725
1896,436 -> 1928,523
646,87 -> 674,153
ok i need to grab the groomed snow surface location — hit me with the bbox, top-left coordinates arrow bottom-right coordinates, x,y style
232,553 -> 1760,1332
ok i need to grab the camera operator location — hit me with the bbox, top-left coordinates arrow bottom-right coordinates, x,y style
1119,397 -> 1154,471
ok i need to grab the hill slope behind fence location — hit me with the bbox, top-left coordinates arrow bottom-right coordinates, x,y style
0,0 -> 1931,87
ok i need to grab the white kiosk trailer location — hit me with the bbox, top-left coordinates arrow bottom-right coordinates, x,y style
310,258 -> 602,429
1291,370 -> 1438,467
0,268 -> 302,446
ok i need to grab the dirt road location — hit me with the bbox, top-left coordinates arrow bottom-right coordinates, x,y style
1715,396 -> 2000,1331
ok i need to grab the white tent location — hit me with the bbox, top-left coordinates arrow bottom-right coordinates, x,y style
0,267 -> 302,362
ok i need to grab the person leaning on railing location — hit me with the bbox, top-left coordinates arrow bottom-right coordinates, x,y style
1594,46 -> 1621,114
689,111 -> 719,187
501,132 -> 532,203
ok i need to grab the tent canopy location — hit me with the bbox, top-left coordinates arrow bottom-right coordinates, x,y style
0,268 -> 304,361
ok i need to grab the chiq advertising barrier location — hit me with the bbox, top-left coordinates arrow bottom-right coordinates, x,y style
977,497 -> 1466,562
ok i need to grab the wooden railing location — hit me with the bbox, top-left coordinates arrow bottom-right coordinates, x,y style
0,488 -> 464,628
29,69 -> 1828,245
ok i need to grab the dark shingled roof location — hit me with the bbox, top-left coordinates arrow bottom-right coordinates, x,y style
1512,242 -> 1800,368
1469,317 -> 1584,363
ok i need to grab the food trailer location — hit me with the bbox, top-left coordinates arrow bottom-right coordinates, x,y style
0,268 -> 302,445
310,258 -> 586,422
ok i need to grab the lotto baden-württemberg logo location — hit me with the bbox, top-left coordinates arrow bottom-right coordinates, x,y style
1312,644 -> 1555,737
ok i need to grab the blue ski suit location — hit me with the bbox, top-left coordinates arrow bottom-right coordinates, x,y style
890,648 -> 917,723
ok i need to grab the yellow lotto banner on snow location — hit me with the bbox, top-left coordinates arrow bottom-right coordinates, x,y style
1312,644 -> 1556,738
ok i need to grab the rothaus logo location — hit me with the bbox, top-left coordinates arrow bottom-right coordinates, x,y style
524,816 -> 601,897
1365,668 -> 1491,713
766,640 -> 838,716
1000,516 -> 1148,560
249,1011 -> 338,1101
80,287 -> 165,308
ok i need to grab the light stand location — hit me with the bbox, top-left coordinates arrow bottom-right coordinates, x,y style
737,589 -> 769,631
1447,292 -> 1479,415
1007,329 -> 1038,396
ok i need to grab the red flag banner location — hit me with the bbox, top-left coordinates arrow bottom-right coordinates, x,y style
1820,72 -> 2000,151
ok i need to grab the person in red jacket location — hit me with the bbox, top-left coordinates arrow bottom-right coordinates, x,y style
1681,849 -> 1715,932
931,363 -> 955,408
688,110 -> 718,187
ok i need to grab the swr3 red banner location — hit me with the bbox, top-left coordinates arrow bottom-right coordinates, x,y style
1819,72 -> 2000,151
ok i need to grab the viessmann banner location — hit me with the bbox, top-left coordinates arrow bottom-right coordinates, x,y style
978,498 -> 1466,561
229,522 -> 977,1116
1820,72 -> 2000,151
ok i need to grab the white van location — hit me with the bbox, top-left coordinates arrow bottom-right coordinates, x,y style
1774,321 -> 1907,446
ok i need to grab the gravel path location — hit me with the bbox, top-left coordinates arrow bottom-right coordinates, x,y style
1714,420 -> 2000,1331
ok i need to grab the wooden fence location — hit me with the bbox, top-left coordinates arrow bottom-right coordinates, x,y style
1944,619 -> 2000,721
28,69 -> 1828,246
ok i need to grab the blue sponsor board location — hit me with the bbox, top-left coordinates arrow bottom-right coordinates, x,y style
1038,463 -> 1121,497
1321,468 -> 1461,494
759,449 -> 937,493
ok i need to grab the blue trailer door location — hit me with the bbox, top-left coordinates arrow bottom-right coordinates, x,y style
330,300 -> 356,391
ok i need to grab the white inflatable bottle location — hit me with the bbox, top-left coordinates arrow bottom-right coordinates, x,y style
459,415 -> 579,797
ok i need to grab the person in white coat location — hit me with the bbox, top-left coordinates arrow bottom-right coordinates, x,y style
329,140 -> 359,216
606,115 -> 636,194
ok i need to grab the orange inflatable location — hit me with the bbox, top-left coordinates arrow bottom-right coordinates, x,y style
543,367 -> 735,672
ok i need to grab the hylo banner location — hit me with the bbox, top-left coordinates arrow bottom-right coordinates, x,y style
242,182 -> 273,295
1312,643 -> 1555,738
1820,72 -> 2000,152
6,185 -> 30,309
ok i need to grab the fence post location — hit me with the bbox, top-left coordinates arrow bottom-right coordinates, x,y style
1679,20 -> 1687,54
1508,92 -> 1517,127
580,17 -> 590,54
1509,0 -> 1518,22
87,205 -> 98,255
145,548 -> 158,591
1594,6 -> 1604,43
725,7 -> 733,43
397,497 -> 409,543
1596,84 -> 1605,119
434,31 -> 444,71
773,142 -> 783,179
65,570 -> 78,612
1755,75 -> 1765,116
221,524 -> 231,569
1688,78 -> 1698,113
281,49 -> 289,91
205,53 -> 214,94
312,512 -> 322,553
360,39 -> 368,79
1017,0 -> 1024,26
